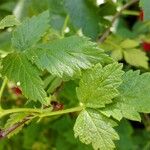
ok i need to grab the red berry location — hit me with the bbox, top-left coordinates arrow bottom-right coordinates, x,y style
139,10 -> 144,21
51,101 -> 64,111
11,87 -> 22,95
142,42 -> 150,52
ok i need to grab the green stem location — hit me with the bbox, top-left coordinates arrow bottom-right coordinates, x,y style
40,106 -> 83,118
61,15 -> 69,38
0,77 -> 8,108
0,108 -> 42,118
0,106 -> 84,119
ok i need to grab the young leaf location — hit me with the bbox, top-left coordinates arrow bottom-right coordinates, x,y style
12,11 -> 49,51
76,62 -> 124,108
111,49 -> 123,61
74,108 -> 119,150
1,53 -> 46,102
0,15 -> 20,29
123,49 -> 148,69
120,39 -> 139,49
101,70 -> 150,121
26,36 -> 111,77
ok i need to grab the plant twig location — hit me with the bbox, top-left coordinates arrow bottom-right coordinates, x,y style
98,0 -> 139,43
0,105 -> 83,139
0,115 -> 34,139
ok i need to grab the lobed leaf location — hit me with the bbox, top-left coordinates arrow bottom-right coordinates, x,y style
101,70 -> 150,121
26,36 -> 111,77
1,53 -> 46,102
12,11 -> 49,51
74,108 -> 119,150
123,49 -> 148,69
120,39 -> 139,49
77,62 -> 124,108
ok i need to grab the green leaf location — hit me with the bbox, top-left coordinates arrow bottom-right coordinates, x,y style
64,0 -> 101,39
115,120 -> 135,150
74,108 -> 119,150
0,15 -> 20,29
1,53 -> 46,102
140,0 -> 150,21
111,49 -> 123,61
101,70 -> 150,121
120,39 -> 139,49
0,32 -> 12,52
123,49 -> 148,69
77,62 -> 124,108
12,11 -> 49,51
26,36 -> 111,77
49,0 -> 67,31
101,99 -> 141,121
48,0 -> 101,39
118,70 -> 150,113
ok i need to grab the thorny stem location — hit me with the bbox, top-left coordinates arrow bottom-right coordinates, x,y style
0,77 -> 8,109
98,0 -> 139,43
